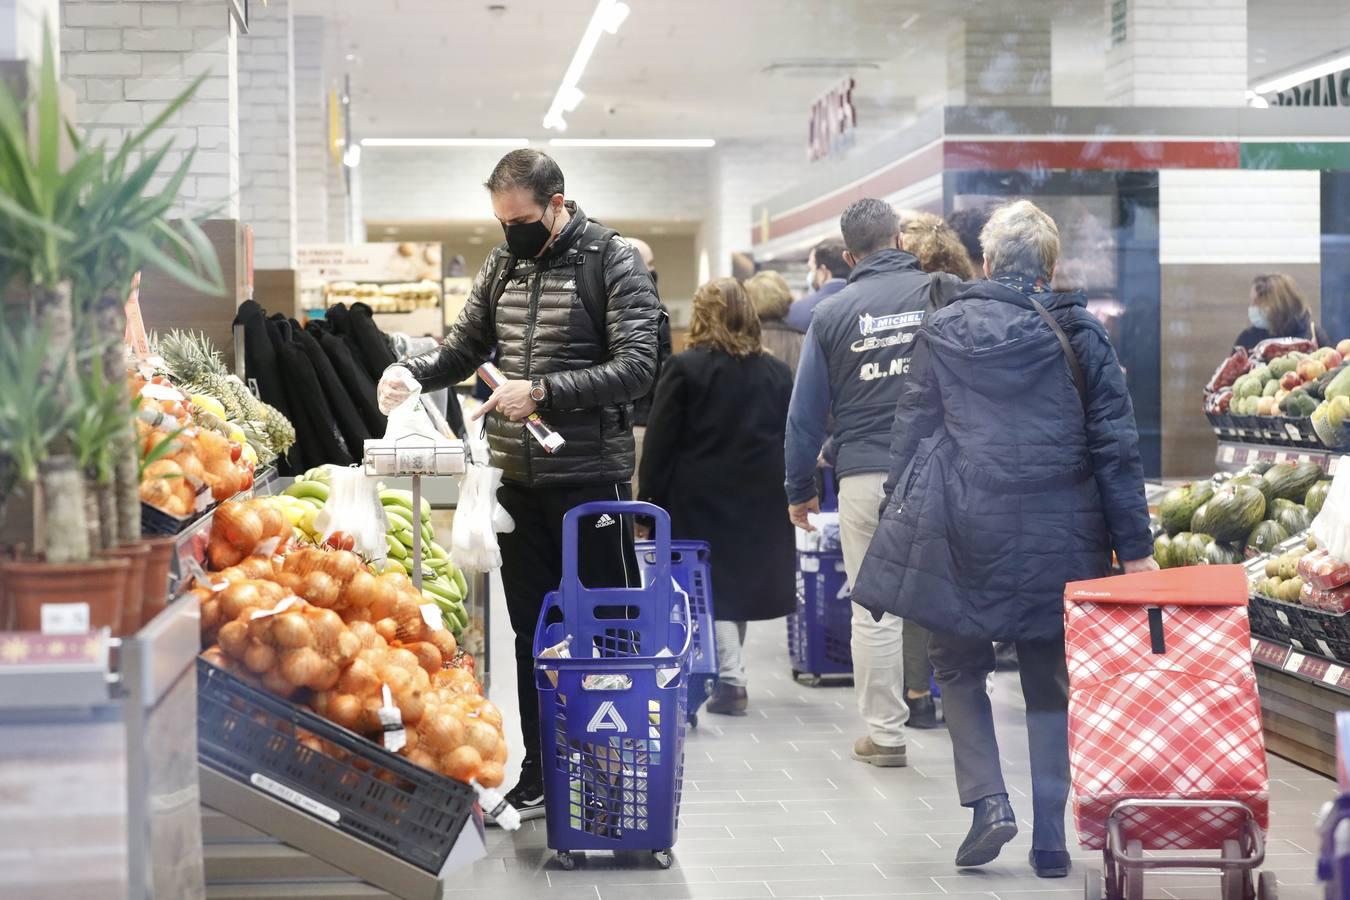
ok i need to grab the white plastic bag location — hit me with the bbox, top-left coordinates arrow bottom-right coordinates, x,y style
314,466 -> 388,564
1312,458 -> 1350,561
450,464 -> 514,573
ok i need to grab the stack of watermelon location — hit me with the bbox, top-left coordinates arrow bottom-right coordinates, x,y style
1154,460 -> 1328,568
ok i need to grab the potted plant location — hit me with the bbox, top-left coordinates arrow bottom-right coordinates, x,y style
0,30 -> 223,633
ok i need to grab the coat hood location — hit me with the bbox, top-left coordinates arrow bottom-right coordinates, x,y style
846,248 -> 922,283
927,280 -> 1089,361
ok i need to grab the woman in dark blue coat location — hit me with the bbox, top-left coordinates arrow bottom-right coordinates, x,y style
853,201 -> 1154,879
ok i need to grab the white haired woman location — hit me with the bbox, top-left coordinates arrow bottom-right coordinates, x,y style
852,200 -> 1154,879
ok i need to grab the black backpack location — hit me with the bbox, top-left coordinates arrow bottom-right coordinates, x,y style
487,220 -> 668,395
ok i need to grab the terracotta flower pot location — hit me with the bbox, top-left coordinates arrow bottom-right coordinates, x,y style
1,557 -> 131,634
141,536 -> 178,624
101,543 -> 151,636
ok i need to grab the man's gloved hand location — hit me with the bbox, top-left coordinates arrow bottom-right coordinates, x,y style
377,365 -> 420,415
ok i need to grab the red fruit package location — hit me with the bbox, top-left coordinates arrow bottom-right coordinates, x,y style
1297,548 -> 1350,592
1299,581 -> 1350,614
1205,348 -> 1252,394
1205,388 -> 1233,415
1252,337 -> 1317,362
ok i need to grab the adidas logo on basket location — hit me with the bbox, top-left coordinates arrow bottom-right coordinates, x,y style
595,514 -> 616,529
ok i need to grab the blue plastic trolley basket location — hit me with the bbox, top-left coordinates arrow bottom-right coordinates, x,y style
636,539 -> 717,725
535,501 -> 692,871
786,549 -> 854,684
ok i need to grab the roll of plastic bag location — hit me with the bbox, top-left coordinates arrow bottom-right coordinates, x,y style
450,464 -> 515,573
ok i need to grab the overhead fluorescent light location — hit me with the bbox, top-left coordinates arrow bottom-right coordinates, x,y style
549,138 -> 716,148
360,137 -> 530,147
342,143 -> 361,168
1250,47 -> 1350,95
542,0 -> 631,131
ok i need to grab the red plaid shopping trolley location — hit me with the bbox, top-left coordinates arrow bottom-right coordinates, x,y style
1064,565 -> 1277,900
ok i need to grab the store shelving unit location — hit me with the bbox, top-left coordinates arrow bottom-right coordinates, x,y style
1251,636 -> 1348,778
1213,438 -> 1337,475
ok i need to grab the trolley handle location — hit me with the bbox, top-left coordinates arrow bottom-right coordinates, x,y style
561,501 -> 671,599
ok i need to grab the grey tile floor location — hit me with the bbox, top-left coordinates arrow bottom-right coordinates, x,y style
471,598 -> 1337,900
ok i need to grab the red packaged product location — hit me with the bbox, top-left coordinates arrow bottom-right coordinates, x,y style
1252,336 -> 1317,361
1299,581 -> 1350,614
1297,548 -> 1350,592
1205,388 -> 1233,415
1205,348 -> 1251,394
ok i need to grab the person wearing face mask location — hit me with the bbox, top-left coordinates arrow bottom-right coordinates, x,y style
376,149 -> 661,822
784,238 -> 850,333
1234,273 -> 1332,350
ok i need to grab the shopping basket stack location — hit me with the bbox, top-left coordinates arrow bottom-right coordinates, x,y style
636,539 -> 717,725
1065,565 -> 1275,900
535,501 -> 691,871
787,537 -> 853,685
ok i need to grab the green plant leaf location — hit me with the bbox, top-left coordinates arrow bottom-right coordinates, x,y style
117,226 -> 224,297
110,72 -> 206,170
0,189 -> 75,242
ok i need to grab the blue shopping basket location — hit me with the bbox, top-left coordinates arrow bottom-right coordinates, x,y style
636,540 -> 717,725
534,501 -> 691,870
787,549 -> 854,683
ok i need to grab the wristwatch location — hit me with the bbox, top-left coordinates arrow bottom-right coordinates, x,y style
529,379 -> 549,405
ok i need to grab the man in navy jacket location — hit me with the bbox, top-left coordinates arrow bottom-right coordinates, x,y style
785,238 -> 849,333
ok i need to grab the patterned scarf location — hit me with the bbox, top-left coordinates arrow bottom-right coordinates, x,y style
992,271 -> 1051,296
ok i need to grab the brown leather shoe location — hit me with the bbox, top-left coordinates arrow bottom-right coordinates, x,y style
705,682 -> 748,716
851,736 -> 907,767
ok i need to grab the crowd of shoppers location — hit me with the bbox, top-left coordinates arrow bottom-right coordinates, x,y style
380,149 -> 1154,881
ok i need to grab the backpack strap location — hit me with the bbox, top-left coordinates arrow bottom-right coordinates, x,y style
571,220 -> 620,352
1029,297 -> 1089,410
486,246 -> 517,325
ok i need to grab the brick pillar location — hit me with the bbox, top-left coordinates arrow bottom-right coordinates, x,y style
293,14 -> 328,244
238,0 -> 296,268
1105,0 -> 1246,106
1,0 -> 60,62
948,18 -> 1052,106
61,0 -> 239,217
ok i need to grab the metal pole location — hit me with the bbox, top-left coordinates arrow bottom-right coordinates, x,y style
411,473 -> 423,592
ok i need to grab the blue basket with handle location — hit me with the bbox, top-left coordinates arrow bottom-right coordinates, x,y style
787,549 -> 854,681
636,539 -> 717,725
534,501 -> 691,868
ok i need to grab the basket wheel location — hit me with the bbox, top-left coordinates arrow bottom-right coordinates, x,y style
1083,868 -> 1104,900
652,849 -> 674,869
555,850 -> 578,871
1221,839 -> 1246,900
1123,840 -> 1144,900
688,711 -> 699,728
790,668 -> 802,682
1256,871 -> 1278,900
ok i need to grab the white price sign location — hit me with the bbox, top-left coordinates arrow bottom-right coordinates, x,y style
1221,446 -> 1237,464
40,602 -> 90,635
1283,651 -> 1306,673
1324,664 -> 1345,686
1275,451 -> 1290,465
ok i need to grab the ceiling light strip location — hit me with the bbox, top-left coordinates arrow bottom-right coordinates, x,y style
360,138 -> 530,147
1250,47 -> 1350,96
542,0 -> 631,131
549,138 -> 716,148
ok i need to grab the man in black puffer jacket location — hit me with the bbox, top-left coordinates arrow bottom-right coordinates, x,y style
378,149 -> 660,820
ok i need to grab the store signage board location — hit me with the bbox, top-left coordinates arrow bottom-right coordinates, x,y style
1265,68 -> 1350,107
296,243 -> 442,290
808,76 -> 857,163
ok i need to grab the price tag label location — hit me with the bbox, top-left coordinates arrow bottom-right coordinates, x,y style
1250,637 -> 1260,654
40,602 -> 90,635
1284,651 -> 1306,673
1275,451 -> 1290,465
420,602 -> 445,631
1276,609 -> 1290,627
378,684 -> 407,752
1318,638 -> 1334,657
1221,446 -> 1237,464
1285,424 -> 1301,441
1298,454 -> 1311,465
1325,664 -> 1345,686
250,596 -> 301,620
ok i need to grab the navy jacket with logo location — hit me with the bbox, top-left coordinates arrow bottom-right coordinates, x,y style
784,249 -> 940,504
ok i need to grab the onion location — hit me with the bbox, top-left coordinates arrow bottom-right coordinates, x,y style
473,701 -> 503,731
348,621 -> 378,649
464,720 -> 499,758
201,597 -> 222,634
427,629 -> 457,662
420,709 -> 466,753
382,666 -> 412,693
243,641 -> 277,674
405,748 -> 437,771
380,571 -> 413,595
255,580 -> 287,605
336,629 -> 360,665
200,646 -> 230,669
394,685 -> 425,724
308,608 -> 345,650
338,658 -> 380,697
313,659 -> 341,692
343,571 -> 380,610
237,557 -> 273,579
272,613 -> 312,649
219,582 -> 262,620
262,667 -> 296,697
217,620 -> 249,659
272,571 -> 304,593
476,760 -> 505,789
386,648 -> 420,675
301,571 -> 340,609
405,642 -> 443,675
321,550 -> 362,587
489,740 -> 508,764
281,647 -> 324,688
375,618 -> 398,644
440,745 -> 482,783
217,501 -> 264,551
254,504 -> 285,540
207,538 -> 245,571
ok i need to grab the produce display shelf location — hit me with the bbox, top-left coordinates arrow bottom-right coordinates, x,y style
1214,439 -> 1337,474
1252,634 -> 1348,779
1251,636 -> 1350,697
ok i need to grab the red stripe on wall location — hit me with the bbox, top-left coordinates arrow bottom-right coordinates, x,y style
758,141 -> 945,244
942,140 -> 1240,171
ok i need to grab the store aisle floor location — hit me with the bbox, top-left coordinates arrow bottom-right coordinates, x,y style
473,592 -> 1335,900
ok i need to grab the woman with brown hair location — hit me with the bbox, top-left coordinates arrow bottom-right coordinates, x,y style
1236,273 -> 1331,349
903,211 -> 979,281
745,270 -> 805,374
638,277 -> 796,715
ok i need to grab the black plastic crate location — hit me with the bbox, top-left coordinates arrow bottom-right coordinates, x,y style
1249,593 -> 1350,665
141,499 -> 210,536
196,658 -> 476,873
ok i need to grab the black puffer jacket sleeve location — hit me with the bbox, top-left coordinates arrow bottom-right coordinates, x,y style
540,239 -> 659,411
402,255 -> 497,391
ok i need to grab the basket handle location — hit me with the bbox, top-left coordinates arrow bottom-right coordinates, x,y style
561,501 -> 670,601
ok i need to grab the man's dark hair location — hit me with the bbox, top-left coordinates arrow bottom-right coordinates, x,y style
811,238 -> 849,279
948,205 -> 994,268
484,149 -> 565,207
840,198 -> 900,259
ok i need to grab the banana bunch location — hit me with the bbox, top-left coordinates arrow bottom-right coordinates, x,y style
280,474 -> 330,543
380,488 -> 470,635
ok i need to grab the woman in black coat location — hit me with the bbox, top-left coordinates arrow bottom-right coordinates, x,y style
853,201 -> 1154,879
639,277 -> 795,716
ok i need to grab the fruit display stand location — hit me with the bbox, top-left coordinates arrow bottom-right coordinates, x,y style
0,594 -> 205,900
1214,438 -> 1335,476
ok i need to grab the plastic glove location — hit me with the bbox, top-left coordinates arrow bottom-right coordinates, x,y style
377,365 -> 420,415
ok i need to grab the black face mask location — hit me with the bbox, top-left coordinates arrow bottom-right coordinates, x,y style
501,206 -> 556,259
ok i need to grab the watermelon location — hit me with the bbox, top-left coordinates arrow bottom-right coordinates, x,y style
1229,473 -> 1267,499
1182,533 -> 1212,566
1153,534 -> 1174,569
1195,485 -> 1266,543
1268,498 -> 1300,521
1306,480 -> 1331,516
1247,520 -> 1290,556
1202,541 -> 1244,565
1158,482 -> 1216,536
1326,366 -> 1350,401
1277,505 -> 1313,534
1247,460 -> 1275,476
1262,461 -> 1321,501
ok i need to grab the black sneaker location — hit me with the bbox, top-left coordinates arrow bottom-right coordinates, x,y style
907,693 -> 942,729
488,769 -> 545,826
